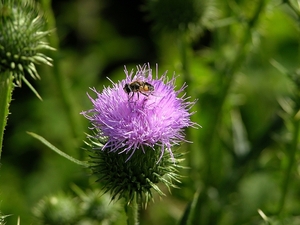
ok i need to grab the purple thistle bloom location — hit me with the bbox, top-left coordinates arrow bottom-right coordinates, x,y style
82,64 -> 197,161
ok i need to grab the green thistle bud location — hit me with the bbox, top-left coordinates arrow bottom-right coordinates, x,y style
87,134 -> 185,206
33,188 -> 123,225
74,187 -> 122,224
0,0 -> 54,87
146,0 -> 204,33
33,193 -> 79,225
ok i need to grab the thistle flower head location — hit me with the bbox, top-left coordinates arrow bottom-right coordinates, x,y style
0,0 -> 54,86
83,64 -> 196,161
82,64 -> 198,204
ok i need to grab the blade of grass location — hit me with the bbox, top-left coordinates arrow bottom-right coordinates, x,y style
27,131 -> 89,167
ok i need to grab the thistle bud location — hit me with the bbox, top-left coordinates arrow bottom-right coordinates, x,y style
76,188 -> 122,224
33,188 -> 122,225
33,193 -> 79,225
0,0 -> 54,86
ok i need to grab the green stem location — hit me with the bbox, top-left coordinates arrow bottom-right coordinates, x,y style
277,0 -> 300,215
125,194 -> 139,225
178,31 -> 194,165
277,108 -> 300,214
179,32 -> 192,84
186,0 -> 266,224
200,2 -> 258,184
0,71 -> 14,160
40,0 -> 83,145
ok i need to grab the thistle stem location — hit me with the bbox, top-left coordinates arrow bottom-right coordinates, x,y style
186,0 -> 266,224
125,194 -> 139,225
179,32 -> 192,84
178,31 -> 194,165
40,0 -> 84,147
0,71 -> 14,160
277,106 -> 300,214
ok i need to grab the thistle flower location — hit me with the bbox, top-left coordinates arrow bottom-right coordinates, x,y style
0,0 -> 54,88
82,64 -> 198,204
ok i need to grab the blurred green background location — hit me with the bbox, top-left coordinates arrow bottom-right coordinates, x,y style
1,0 -> 300,224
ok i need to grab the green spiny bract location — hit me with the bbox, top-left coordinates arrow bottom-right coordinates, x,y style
88,137 -> 185,206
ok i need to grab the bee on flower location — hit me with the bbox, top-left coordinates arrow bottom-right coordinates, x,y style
82,63 -> 199,204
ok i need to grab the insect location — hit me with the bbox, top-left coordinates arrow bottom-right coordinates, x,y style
123,80 -> 154,100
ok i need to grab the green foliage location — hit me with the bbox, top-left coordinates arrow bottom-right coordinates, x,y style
1,0 -> 300,224
146,0 -> 204,33
32,187 -> 124,225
